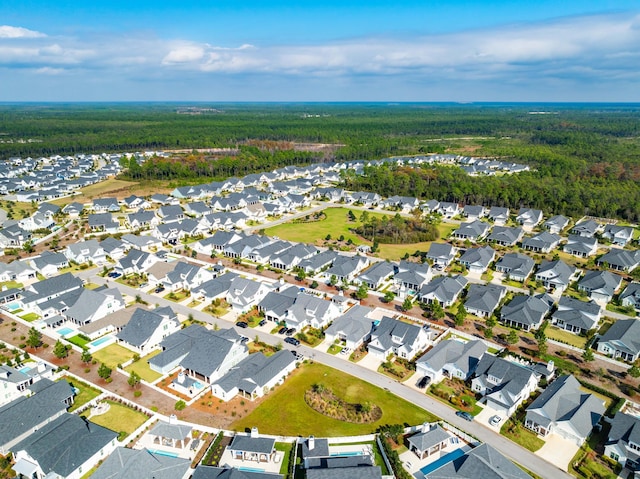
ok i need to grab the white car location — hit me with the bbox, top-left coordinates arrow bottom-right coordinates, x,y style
489,415 -> 503,427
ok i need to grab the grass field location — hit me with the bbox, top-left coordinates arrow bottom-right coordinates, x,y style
264,207 -> 458,260
61,377 -> 102,412
93,343 -> 135,369
124,350 -> 162,383
545,326 -> 587,349
50,178 -> 172,207
19,312 -> 40,322
88,399 -> 150,440
67,334 -> 91,349
231,362 -> 436,436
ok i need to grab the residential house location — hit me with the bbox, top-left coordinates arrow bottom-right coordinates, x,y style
604,412 -> 640,471
99,237 -> 128,260
543,215 -> 570,234
92,197 -> 120,212
63,287 -> 125,326
226,277 -> 272,313
193,272 -> 239,303
487,226 -> 523,247
407,424 -> 452,460
577,270 -> 623,304
122,195 -> 151,210
116,306 -> 181,353
283,292 -> 340,331
157,205 -> 185,223
257,288 -> 299,324
0,224 -> 31,248
551,296 -> 602,335
437,202 -> 460,218
368,316 -> 431,360
115,248 -> 160,276
324,305 -> 375,350
602,225 -> 635,247
393,260 -> 432,292
451,220 -> 490,242
535,260 -> 579,294
19,273 -> 84,312
525,374 -> 605,445
193,466 -> 282,479
29,251 -> 69,278
458,245 -> 496,274
121,233 -> 162,252
127,210 -> 160,230
597,319 -> 640,362
516,208 -> 543,229
487,206 -> 510,225
521,231 -> 562,253
419,275 -> 468,307
416,339 -> 487,384
597,249 -> 640,273
462,205 -> 487,220
464,284 -> 506,318
495,253 -> 535,282
564,235 -> 598,258
355,261 -> 395,290
621,283 -> 640,311
88,213 -> 119,233
270,244 -> 319,271
210,350 -> 297,401
90,447 -> 191,479
163,261 -> 215,292
324,255 -> 370,283
500,293 -> 554,331
572,219 -> 602,238
62,202 -> 84,217
425,243 -> 457,267
471,355 -> 541,416
64,239 -> 107,265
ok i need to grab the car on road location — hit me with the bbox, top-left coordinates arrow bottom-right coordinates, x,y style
489,415 -> 503,427
154,286 -> 165,293
278,326 -> 288,335
417,376 -> 431,389
456,411 -> 474,421
284,337 -> 300,346
236,321 -> 249,329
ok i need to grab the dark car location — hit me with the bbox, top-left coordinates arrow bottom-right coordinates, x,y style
154,286 -> 165,293
284,337 -> 300,346
417,376 -> 431,389
236,321 -> 249,329
278,326 -> 288,335
258,319 -> 267,327
240,336 -> 249,344
285,328 -> 296,336
456,411 -> 474,421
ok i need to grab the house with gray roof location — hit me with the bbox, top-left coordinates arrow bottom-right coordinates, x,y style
564,234 -> 598,258
602,225 -> 635,247
495,253 -> 535,282
458,245 -> 495,274
578,270 -> 623,305
127,210 -> 159,229
324,305 -> 375,350
416,339 -> 487,384
12,413 -> 118,479
19,272 -> 84,311
462,204 -> 487,220
487,225 -> 523,246
525,374 -> 605,445
355,261 -> 395,290
300,435 -> 380,479
487,206 -> 510,225
552,296 -> 602,335
121,233 -> 162,252
226,277 -> 273,313
419,275 -> 468,307
516,208 -> 543,229
297,249 -> 338,274
500,293 -> 554,331
62,202 -> 84,217
63,287 -> 125,326
91,447 -> 191,479
92,197 -> 120,212
283,291 -> 341,331
368,316 -> 431,360
597,318 -> 640,362
425,243 -> 457,267
99,236 -> 128,259
393,260 -> 432,291
193,465 -> 283,479
407,424 -> 451,460
224,235 -> 271,259
324,255 -> 370,283
270,244 -> 319,271
30,251 -> 69,278
621,283 -> 640,312
116,306 -> 180,353
605,412 -> 640,471
544,215 -> 570,234
452,220 -> 490,242
521,231 -> 562,253
471,355 -> 541,416
597,249 -> 640,273
437,201 -> 460,218
427,443 -> 532,479
535,259 -> 579,294
115,248 -> 160,276
64,239 -> 107,265
88,213 -> 120,233
464,283 -> 506,318
572,219 -> 602,238
193,272 -> 239,303
228,432 -> 277,464
162,261 -> 215,292
0,223 -> 31,248
210,350 -> 296,401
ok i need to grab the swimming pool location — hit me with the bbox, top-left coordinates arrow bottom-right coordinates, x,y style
19,366 -> 31,374
57,327 -> 75,337
330,451 -> 363,457
148,449 -> 180,458
238,467 -> 265,473
89,336 -> 113,348
6,303 -> 20,311
194,381 -> 203,389
419,448 -> 466,475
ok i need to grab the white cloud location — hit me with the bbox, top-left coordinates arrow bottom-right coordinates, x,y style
0,25 -> 46,38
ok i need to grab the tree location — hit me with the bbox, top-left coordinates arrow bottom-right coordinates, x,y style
348,210 -> 356,221
486,316 -> 497,328
329,275 -> 337,286
401,297 -> 413,312
629,365 -> 640,378
383,291 -> 395,303
507,330 -> 519,345
26,327 -> 42,350
355,283 -> 369,300
53,340 -> 69,359
98,363 -> 112,380
430,302 -> 445,320
484,326 -> 494,339
128,371 -> 141,388
81,350 -> 93,364
454,305 -> 467,326
537,338 -> 548,356
310,280 -> 319,289
582,349 -> 594,362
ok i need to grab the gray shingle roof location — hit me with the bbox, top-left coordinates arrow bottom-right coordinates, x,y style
428,443 -> 532,478
213,350 -> 295,396
91,447 -> 191,479
501,293 -> 554,328
599,319 -> 640,357
417,339 -> 486,377
407,425 -> 450,452
192,465 -> 283,479
229,435 -> 275,454
464,283 -> 506,315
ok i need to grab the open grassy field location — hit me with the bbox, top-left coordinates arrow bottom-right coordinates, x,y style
264,207 -> 458,260
231,362 -> 436,436
93,343 -> 135,369
87,399 -> 150,440
124,350 -> 162,383
50,178 -> 172,207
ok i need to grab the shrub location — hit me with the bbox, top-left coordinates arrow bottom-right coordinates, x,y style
175,400 -> 187,411
134,390 -> 142,398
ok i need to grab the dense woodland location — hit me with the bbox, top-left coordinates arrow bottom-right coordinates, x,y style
354,213 -> 439,244
0,102 -> 639,220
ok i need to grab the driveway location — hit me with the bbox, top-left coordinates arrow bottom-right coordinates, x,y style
355,352 -> 383,372
535,434 -> 580,471
474,405 -> 503,432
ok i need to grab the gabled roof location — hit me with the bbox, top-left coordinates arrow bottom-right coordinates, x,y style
487,226 -> 523,245
501,293 -> 554,327
522,231 -> 561,251
193,465 -> 283,479
426,242 -> 455,260
552,296 -> 601,331
407,424 -> 450,452
417,339 -> 487,376
458,246 -> 495,269
535,260 -> 577,286
597,249 -> 640,271
420,275 -> 468,304
213,350 -> 295,396
117,306 -> 178,348
464,283 -> 506,315
428,443 -> 532,479
325,305 -> 374,343
608,412 -> 640,449
229,435 -> 275,454
91,447 -> 191,479
495,253 -> 535,278
599,319 -> 640,357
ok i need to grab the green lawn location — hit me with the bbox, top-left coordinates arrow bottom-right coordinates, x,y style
19,312 -> 40,322
545,326 -> 587,349
93,343 -> 135,369
87,399 -> 150,441
231,362 -> 436,436
67,334 -> 91,349
124,350 -> 162,383
0,280 -> 23,290
500,420 -> 545,452
327,343 -> 342,355
60,377 -> 101,412
275,442 -> 293,476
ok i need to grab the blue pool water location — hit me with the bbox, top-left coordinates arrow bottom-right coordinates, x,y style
419,448 -> 466,475
330,451 -> 363,457
89,336 -> 112,348
19,366 -> 31,374
148,449 -> 180,458
57,327 -> 75,336
194,381 -> 203,389
6,303 -> 20,311
238,467 -> 265,473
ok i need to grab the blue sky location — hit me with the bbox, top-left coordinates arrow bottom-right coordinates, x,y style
1,1 -> 639,101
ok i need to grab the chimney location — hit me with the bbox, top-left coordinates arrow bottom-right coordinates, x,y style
308,435 -> 315,450
37,361 -> 46,373
547,360 -> 555,372
422,422 -> 430,433
177,372 -> 185,384
251,427 -> 259,438
169,414 -> 177,425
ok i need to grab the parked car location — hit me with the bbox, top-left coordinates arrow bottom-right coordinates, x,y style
417,376 -> 431,389
456,411 -> 474,421
236,321 -> 249,329
258,319 -> 267,327
154,286 -> 165,293
278,326 -> 288,335
285,328 -> 296,336
284,337 -> 300,346
489,415 -> 503,427
240,336 -> 249,344
340,347 -> 350,355
139,282 -> 148,288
